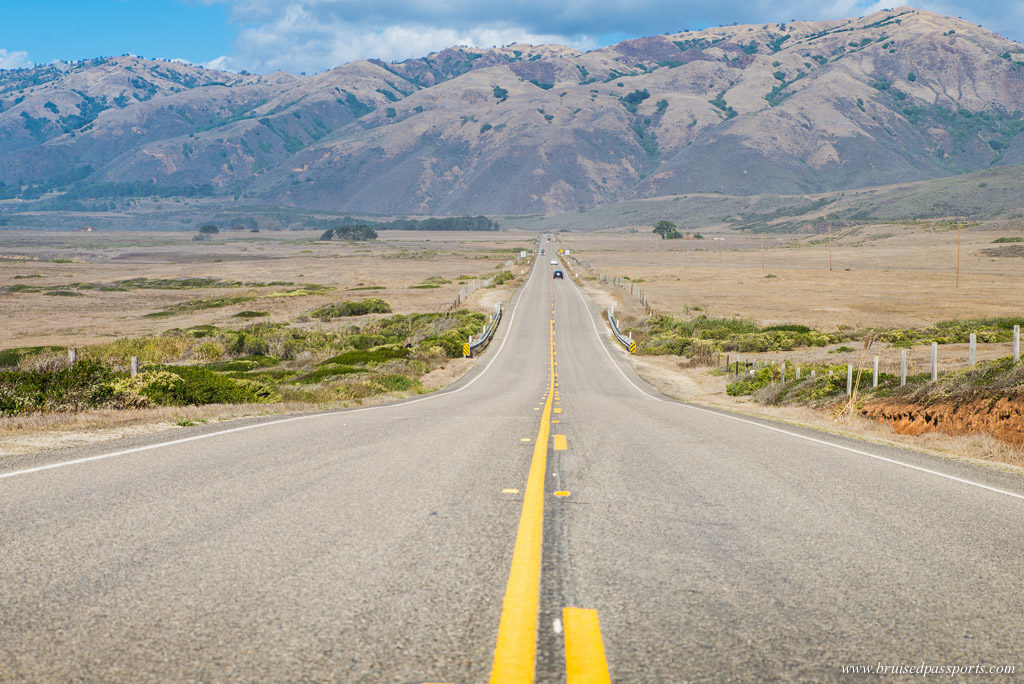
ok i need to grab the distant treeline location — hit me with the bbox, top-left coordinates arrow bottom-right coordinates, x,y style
324,215 -> 499,231
320,224 -> 378,241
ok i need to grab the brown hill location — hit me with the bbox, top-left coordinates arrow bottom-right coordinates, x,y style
2,7 -> 1023,215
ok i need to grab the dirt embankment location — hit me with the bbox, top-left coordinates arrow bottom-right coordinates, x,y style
860,397 -> 1024,449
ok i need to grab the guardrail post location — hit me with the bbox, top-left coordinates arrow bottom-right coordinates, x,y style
931,342 -> 938,381
969,333 -> 976,368
1015,324 -> 1020,362
872,355 -> 878,388
900,349 -> 907,387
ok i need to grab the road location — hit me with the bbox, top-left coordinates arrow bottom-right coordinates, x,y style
2,244 -> 1024,682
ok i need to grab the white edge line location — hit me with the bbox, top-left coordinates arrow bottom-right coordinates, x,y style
0,256 -> 542,482
570,272 -> 1024,502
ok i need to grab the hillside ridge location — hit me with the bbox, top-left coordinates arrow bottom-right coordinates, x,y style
2,6 -> 1024,215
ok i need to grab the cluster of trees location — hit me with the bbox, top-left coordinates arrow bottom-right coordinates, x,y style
320,224 -> 378,241
313,215 -> 499,232
373,215 -> 499,231
653,220 -> 703,240
653,220 -> 682,239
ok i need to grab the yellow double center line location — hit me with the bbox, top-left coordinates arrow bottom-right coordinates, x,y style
489,318 -> 556,682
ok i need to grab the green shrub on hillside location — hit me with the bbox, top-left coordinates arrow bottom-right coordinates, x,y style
0,360 -> 115,414
136,366 -> 279,405
309,298 -> 391,320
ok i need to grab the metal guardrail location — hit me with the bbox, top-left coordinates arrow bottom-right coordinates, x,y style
463,303 -> 503,357
606,306 -> 636,354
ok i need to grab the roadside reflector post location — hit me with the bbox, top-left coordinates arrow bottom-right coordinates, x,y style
68,348 -> 77,366
131,356 -> 139,376
931,342 -> 938,382
846,364 -> 853,395
872,355 -> 879,388
796,365 -> 802,380
1014,324 -> 1020,362
969,333 -> 976,368
900,349 -> 907,387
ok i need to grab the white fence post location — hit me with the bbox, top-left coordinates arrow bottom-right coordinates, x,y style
846,364 -> 853,395
1014,325 -> 1020,362
900,349 -> 907,387
872,355 -> 879,388
931,342 -> 938,382
969,333 -> 976,368
68,348 -> 77,365
131,357 -> 139,376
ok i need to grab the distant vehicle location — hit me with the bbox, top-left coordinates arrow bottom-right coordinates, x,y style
553,270 -> 564,279
550,259 -> 558,265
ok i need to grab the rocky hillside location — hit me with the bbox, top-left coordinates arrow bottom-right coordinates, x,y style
2,6 -> 1024,215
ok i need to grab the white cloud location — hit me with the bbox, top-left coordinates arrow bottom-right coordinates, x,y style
0,48 -> 32,70
227,6 -> 596,73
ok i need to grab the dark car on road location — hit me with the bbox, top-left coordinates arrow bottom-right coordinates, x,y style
553,270 -> 564,279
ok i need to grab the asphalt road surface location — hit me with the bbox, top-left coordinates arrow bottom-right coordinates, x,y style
2,247 -> 1024,682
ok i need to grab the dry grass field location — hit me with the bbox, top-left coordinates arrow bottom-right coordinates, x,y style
559,220 -> 1024,374
559,221 -> 1024,330
0,229 -> 536,349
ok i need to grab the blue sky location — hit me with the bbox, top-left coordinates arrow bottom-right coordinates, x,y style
1,1 -> 1022,74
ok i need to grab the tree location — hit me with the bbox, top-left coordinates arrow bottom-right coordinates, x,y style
653,220 -> 682,240
320,224 -> 378,241
198,224 -> 219,234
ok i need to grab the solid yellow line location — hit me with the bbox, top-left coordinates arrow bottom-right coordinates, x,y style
489,319 -> 556,683
563,608 -> 611,684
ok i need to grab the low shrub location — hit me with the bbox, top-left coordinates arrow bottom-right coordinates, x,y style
309,298 -> 391,320
320,345 -> 410,366
135,366 -> 279,405
0,360 -> 115,414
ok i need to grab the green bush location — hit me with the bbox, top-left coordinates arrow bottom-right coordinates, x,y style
726,366 -> 782,396
320,346 -> 410,366
488,271 -> 514,286
309,298 -> 391,320
0,360 -> 115,414
204,355 -> 280,372
373,374 -> 419,392
296,365 -> 364,384
137,366 -> 279,405
0,346 -> 63,367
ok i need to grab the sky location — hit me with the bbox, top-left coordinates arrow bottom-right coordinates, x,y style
1,0 -> 1023,75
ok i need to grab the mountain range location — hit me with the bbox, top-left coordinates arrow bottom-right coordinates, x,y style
2,6 -> 1024,216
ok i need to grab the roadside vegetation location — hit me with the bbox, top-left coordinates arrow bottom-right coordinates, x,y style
0,302 -> 488,416
623,314 -> 1024,356
724,354 -> 1024,414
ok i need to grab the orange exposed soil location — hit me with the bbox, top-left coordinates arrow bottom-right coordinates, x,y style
860,397 -> 1024,450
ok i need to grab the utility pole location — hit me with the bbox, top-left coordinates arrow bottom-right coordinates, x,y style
761,232 -> 765,270
827,225 -> 833,272
955,222 -> 960,289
